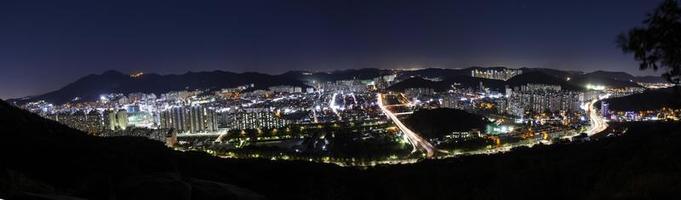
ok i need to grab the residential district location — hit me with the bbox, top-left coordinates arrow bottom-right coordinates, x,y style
19,68 -> 679,166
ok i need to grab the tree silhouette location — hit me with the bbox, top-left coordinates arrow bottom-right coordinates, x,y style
618,0 -> 681,85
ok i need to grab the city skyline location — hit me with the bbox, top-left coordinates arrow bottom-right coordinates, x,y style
2,1 -> 681,198
0,66 -> 664,100
15,65 -> 675,164
0,0 -> 666,99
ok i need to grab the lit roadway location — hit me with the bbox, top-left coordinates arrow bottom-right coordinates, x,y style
585,95 -> 609,136
329,92 -> 342,121
377,93 -> 438,158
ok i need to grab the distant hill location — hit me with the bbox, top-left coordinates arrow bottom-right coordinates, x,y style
570,70 -> 667,86
585,71 -> 637,81
444,76 -> 507,91
636,75 -> 667,83
396,68 -> 470,80
15,70 -> 309,104
387,76 -> 506,92
396,67 -> 663,89
13,67 -> 671,105
571,71 -> 642,88
403,108 -> 488,139
389,71 -> 583,92
396,66 -> 523,81
506,71 -> 584,91
281,68 -> 393,82
520,67 -> 583,79
599,87 -> 681,111
387,77 -> 450,92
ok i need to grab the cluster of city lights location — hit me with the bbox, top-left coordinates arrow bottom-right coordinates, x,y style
585,84 -> 606,91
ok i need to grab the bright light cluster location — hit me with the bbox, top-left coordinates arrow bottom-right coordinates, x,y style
585,84 -> 606,91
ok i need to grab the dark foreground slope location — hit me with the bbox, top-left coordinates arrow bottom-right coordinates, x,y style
2,100 -> 681,199
0,100 -> 269,200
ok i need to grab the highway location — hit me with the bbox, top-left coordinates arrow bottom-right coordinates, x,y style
377,93 -> 438,158
585,96 -> 609,136
329,92 -> 342,121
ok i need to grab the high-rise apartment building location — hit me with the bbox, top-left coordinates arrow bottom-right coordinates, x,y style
160,105 -> 218,133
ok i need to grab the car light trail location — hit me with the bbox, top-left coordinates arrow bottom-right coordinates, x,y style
585,95 -> 610,136
329,92 -> 342,121
377,93 -> 438,158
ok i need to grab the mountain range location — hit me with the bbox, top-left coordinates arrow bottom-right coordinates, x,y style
12,70 -> 309,105
9,67 -> 667,105
387,70 -> 641,92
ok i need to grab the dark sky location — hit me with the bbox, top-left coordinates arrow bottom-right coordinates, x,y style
0,0 -> 665,99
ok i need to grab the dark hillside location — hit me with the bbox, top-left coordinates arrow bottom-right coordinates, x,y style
599,87 -> 681,111
0,100 -> 265,200
403,108 -> 488,139
507,71 -> 584,91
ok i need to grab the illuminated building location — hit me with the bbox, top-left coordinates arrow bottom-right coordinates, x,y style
241,90 -> 273,99
506,84 -> 582,117
104,109 -> 129,131
116,109 -> 129,130
471,68 -> 523,81
601,102 -> 609,117
441,95 -> 462,109
227,108 -> 290,130
48,110 -> 105,134
127,111 -> 155,128
404,88 -> 435,98
268,85 -> 303,93
494,98 -> 507,114
126,93 -> 156,103
161,90 -> 199,102
160,105 -> 218,133
316,80 -> 369,93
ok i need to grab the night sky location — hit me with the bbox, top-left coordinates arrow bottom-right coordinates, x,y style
0,0 -> 664,99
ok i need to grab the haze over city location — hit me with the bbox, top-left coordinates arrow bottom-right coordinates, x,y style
0,0 -> 665,99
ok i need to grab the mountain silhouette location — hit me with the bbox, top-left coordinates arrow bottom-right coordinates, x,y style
387,77 -> 450,92
11,67 -> 668,105
571,71 -> 643,88
16,70 -> 309,104
388,71 -> 583,92
281,68 -> 393,82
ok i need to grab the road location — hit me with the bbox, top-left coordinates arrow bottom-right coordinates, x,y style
377,93 -> 438,158
585,96 -> 609,136
329,92 -> 342,121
